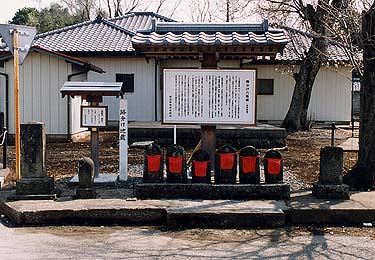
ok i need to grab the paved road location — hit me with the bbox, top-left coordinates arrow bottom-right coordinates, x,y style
0,223 -> 374,260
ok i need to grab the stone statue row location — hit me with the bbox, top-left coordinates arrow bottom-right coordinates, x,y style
143,143 -> 283,184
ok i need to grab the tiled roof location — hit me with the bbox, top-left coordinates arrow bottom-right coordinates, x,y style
132,30 -> 288,46
33,12 -> 173,53
1,13 -> 352,63
277,28 -> 350,62
132,20 -> 289,47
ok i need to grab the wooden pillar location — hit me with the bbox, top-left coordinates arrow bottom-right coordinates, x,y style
91,127 -> 99,177
201,53 -> 218,170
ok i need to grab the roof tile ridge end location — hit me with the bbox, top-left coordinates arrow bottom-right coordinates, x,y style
102,19 -> 136,36
109,11 -> 175,23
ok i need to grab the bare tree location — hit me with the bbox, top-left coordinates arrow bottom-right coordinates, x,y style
61,0 -> 97,20
216,0 -> 254,22
189,0 -> 216,22
259,0 -> 351,133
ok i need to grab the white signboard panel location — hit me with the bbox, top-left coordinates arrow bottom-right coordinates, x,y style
81,106 -> 108,128
163,69 -> 256,125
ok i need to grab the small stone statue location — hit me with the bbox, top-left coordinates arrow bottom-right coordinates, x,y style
75,157 -> 95,199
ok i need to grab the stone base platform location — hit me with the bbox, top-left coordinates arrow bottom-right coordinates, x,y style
7,189 -> 61,201
312,183 -> 350,200
135,183 -> 290,200
16,177 -> 54,195
70,174 -> 119,187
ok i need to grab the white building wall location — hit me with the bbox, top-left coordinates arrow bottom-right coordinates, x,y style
5,52 -> 71,134
69,72 -> 88,136
252,65 -> 352,122
86,57 -> 156,121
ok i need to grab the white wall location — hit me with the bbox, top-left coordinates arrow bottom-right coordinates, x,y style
5,52 -> 71,134
252,65 -> 352,122
69,71 -> 88,135
87,57 -> 156,121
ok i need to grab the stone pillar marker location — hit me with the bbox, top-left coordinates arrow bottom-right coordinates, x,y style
75,157 -> 95,199
16,122 -> 54,195
312,146 -> 350,199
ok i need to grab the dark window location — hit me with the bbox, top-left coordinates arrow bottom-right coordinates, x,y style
0,60 -> 4,68
116,73 -> 134,93
257,79 -> 274,95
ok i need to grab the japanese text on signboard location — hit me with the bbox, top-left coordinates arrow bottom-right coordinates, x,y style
81,106 -> 108,128
163,69 -> 256,125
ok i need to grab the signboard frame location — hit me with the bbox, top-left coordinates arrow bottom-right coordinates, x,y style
80,106 -> 109,128
162,68 -> 257,125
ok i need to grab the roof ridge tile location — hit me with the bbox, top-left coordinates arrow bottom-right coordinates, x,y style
109,11 -> 175,23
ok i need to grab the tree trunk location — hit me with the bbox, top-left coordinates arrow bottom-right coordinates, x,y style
281,36 -> 327,133
281,3 -> 328,133
344,4 -> 375,190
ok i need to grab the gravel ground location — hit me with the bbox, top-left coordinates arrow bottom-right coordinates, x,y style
2,128 -> 356,193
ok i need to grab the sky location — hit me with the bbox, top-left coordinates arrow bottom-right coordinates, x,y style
0,0 -> 262,24
0,0 -> 191,24
0,0 -> 50,23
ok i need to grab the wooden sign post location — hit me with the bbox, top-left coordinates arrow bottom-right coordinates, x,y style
0,24 -> 36,180
13,30 -> 21,179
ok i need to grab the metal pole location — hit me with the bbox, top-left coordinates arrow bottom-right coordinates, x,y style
2,128 -> 7,169
173,125 -> 177,144
13,30 -> 21,179
351,75 -> 355,137
331,122 -> 335,146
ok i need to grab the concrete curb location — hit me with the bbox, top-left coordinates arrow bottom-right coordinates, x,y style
1,191 -> 375,228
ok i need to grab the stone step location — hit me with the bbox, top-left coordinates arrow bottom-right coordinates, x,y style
0,198 -> 286,227
166,200 -> 286,228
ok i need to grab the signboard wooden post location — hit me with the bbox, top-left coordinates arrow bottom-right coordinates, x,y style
119,97 -> 128,181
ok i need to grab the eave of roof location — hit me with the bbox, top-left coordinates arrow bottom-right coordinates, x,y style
0,46 -> 105,73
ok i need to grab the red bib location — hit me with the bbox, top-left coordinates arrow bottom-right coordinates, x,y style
147,154 -> 161,172
168,156 -> 183,174
193,160 -> 210,177
266,158 -> 282,175
218,153 -> 236,170
240,156 -> 259,174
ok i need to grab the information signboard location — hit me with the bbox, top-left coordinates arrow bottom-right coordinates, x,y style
163,69 -> 256,125
81,106 -> 108,128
